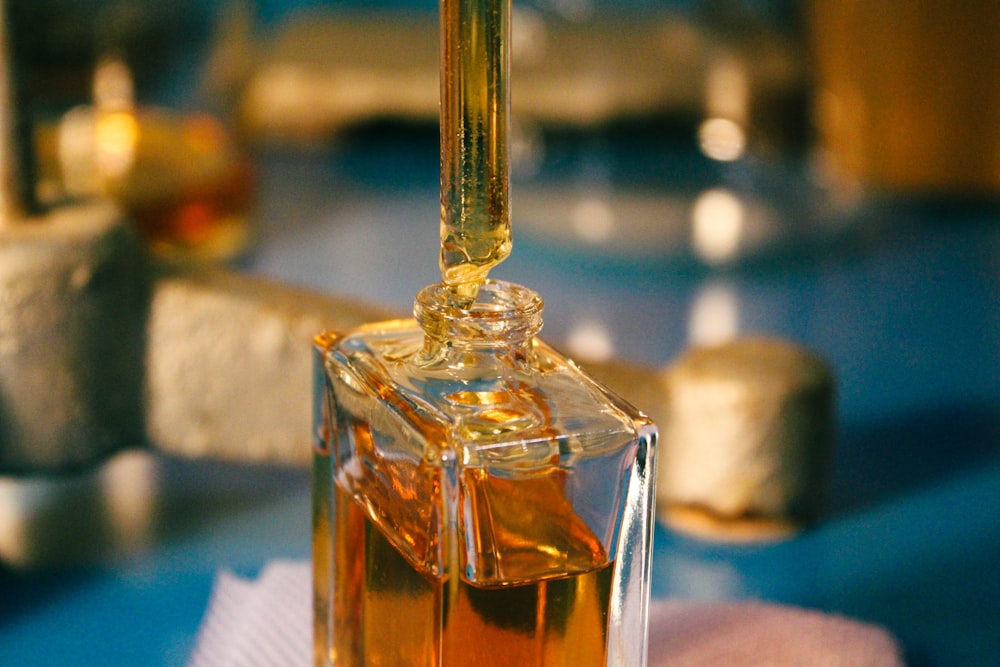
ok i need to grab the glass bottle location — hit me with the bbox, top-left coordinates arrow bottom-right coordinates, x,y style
313,279 -> 657,667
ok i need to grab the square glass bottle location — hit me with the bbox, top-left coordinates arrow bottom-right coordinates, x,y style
313,280 -> 657,667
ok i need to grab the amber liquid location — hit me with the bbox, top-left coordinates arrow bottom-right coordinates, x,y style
439,0 -> 512,303
36,109 -> 254,263
313,315 -> 651,666
320,482 -> 614,667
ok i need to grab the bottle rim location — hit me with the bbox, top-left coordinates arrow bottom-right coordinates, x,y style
414,280 -> 543,344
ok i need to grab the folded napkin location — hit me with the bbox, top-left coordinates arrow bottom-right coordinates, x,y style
188,561 -> 904,666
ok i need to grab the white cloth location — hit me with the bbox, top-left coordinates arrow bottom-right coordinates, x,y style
188,561 -> 904,666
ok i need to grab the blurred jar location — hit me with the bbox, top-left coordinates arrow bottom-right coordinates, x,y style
809,1 -> 1000,197
36,57 -> 255,264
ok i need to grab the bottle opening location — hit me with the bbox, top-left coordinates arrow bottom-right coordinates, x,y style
415,280 -> 543,345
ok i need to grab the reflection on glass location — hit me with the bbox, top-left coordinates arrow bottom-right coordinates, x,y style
94,110 -> 140,180
566,318 -> 616,363
37,56 -> 254,263
99,450 -> 157,551
698,117 -> 746,163
0,451 -> 158,568
93,56 -> 139,180
691,188 -> 745,264
571,195 -> 616,244
688,281 -> 740,346
0,480 -> 31,566
700,54 -> 749,163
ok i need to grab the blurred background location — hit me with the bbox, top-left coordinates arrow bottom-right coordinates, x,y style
21,0 -> 1000,272
2,0 -> 998,665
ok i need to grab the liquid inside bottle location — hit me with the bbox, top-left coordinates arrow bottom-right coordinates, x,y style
313,281 -> 656,667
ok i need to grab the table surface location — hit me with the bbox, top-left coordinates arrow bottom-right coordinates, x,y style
1,122 -> 998,666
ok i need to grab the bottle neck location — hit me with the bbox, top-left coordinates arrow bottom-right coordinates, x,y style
414,280 -> 543,357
